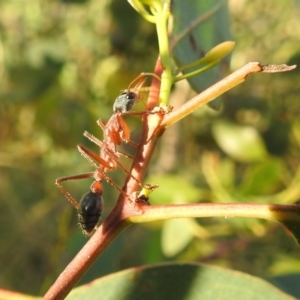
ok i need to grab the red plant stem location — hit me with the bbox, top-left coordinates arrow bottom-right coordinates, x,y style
44,217 -> 127,299
147,56 -> 163,109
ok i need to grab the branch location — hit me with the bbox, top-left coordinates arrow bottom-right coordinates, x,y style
160,62 -> 296,128
128,202 -> 300,224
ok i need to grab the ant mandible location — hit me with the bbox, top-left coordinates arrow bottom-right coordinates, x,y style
56,73 -> 160,235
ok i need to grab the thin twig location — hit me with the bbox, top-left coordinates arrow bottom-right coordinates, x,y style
128,202 -> 300,225
160,63 -> 296,128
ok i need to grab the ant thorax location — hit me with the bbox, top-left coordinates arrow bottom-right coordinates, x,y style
113,92 -> 138,113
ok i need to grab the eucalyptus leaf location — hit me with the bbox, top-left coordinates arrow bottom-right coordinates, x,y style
162,218 -> 195,257
212,121 -> 268,162
170,0 -> 232,110
67,263 -> 295,300
145,174 -> 201,205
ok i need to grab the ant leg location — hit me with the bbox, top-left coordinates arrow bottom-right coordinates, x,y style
84,131 -> 103,148
102,147 -> 149,189
127,72 -> 161,105
97,169 -> 129,197
140,72 -> 161,82
77,145 -> 130,198
84,131 -> 135,159
77,144 -> 114,170
56,172 -> 94,209
127,72 -> 161,91
78,144 -> 146,195
97,119 -> 105,131
115,113 -> 140,147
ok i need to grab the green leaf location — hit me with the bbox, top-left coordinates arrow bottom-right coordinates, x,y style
271,274 -> 300,299
170,0 -> 232,110
269,256 -> 300,276
67,263 -> 295,300
201,41 -> 235,64
212,121 -> 268,162
0,289 -> 40,300
270,205 -> 300,244
239,158 -> 284,195
162,219 -> 194,257
278,219 -> 300,244
145,174 -> 201,205
174,42 -> 235,79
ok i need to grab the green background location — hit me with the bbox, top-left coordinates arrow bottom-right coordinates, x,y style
0,0 -> 300,297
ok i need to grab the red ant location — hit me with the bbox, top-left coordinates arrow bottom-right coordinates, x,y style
56,73 -> 160,235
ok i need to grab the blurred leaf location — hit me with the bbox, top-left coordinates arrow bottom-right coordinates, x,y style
212,121 -> 268,162
162,219 -> 194,257
200,41 -> 235,64
0,289 -> 40,300
271,274 -> 300,299
269,256 -> 300,276
292,121 -> 300,147
278,220 -> 300,245
262,119 -> 290,156
25,39 -> 66,68
239,158 -> 284,195
145,174 -> 201,205
61,0 -> 88,3
271,205 -> 300,244
175,41 -> 235,80
1,57 -> 63,103
67,263 -> 295,300
170,0 -> 231,110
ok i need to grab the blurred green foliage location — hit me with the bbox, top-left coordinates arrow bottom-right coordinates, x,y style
0,0 -> 300,297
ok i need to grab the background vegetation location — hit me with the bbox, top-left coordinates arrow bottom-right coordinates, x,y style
0,0 -> 300,297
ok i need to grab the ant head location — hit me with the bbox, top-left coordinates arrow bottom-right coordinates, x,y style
113,76 -> 146,113
113,91 -> 139,113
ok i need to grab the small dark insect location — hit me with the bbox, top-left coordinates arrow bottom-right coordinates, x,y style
133,184 -> 159,206
134,193 -> 150,206
78,185 -> 103,235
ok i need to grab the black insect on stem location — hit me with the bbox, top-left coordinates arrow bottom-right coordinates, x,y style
78,184 -> 103,235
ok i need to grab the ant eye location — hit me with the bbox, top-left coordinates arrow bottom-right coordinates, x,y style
126,92 -> 138,100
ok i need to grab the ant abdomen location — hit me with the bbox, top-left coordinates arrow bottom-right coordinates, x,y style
78,191 -> 103,235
